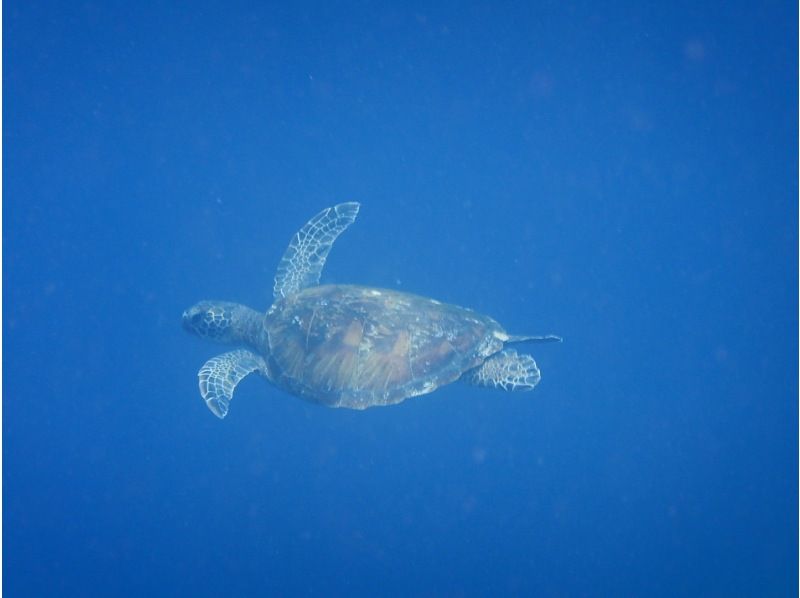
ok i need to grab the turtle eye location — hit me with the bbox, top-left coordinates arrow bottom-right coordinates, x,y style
191,312 -> 205,326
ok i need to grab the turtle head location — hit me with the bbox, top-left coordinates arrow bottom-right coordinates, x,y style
182,300 -> 244,344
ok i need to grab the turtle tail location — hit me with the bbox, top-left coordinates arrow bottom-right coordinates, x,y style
507,334 -> 563,344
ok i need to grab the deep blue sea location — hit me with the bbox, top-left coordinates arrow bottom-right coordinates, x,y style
4,1 -> 797,596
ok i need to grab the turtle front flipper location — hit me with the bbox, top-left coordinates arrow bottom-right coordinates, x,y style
273,202 -> 360,300
466,349 -> 541,392
198,349 -> 268,419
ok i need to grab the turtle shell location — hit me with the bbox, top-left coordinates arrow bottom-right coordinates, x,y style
264,284 -> 506,408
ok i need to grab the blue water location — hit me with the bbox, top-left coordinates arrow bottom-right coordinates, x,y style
5,2 -> 797,596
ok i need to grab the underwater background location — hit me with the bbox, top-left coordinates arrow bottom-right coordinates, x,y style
4,1 -> 797,596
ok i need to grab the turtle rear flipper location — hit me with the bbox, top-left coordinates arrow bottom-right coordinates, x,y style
198,350 -> 268,418
466,349 -> 541,391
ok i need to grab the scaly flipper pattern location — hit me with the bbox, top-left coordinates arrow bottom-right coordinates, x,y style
466,349 -> 541,391
273,202 -> 360,300
198,349 -> 268,418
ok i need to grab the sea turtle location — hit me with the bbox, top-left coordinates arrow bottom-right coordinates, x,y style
183,202 -> 561,419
